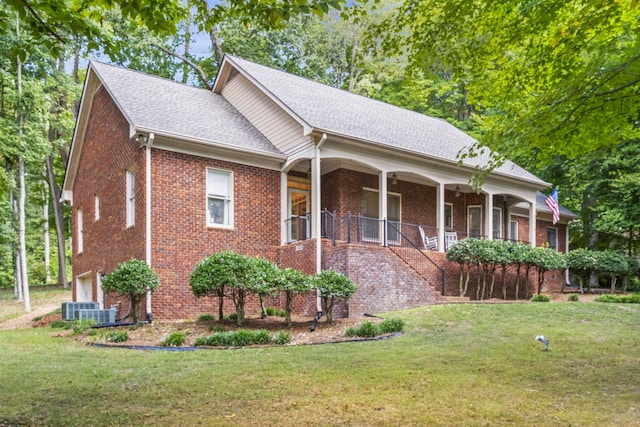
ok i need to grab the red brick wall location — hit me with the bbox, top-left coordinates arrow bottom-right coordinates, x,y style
149,150 -> 282,319
71,86 -> 146,304
323,243 -> 440,316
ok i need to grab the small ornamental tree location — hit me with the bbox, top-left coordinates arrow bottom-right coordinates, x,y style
314,270 -> 356,324
274,268 -> 314,326
566,248 -> 598,293
190,251 -> 242,321
446,238 -> 476,297
246,257 -> 281,320
493,240 -> 514,300
529,246 -> 566,295
595,250 -> 628,292
512,243 -> 534,300
101,259 -> 159,323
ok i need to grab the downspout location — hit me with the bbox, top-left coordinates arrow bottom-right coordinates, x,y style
312,133 -> 327,329
145,133 -> 155,322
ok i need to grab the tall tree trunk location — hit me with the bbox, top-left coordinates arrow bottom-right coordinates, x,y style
10,188 -> 22,301
18,156 -> 30,311
43,185 -> 52,283
16,31 -> 31,311
45,155 -> 68,287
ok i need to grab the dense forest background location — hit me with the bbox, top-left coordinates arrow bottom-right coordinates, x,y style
1,0 -> 639,308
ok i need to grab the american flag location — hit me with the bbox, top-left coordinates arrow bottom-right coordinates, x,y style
545,189 -> 560,225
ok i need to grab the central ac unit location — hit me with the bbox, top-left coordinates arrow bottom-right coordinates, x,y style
74,308 -> 116,324
61,302 -> 100,320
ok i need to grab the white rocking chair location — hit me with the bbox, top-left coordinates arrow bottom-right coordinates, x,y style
418,226 -> 438,251
445,231 -> 458,251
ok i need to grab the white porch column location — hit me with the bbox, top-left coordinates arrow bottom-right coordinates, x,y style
379,171 -> 388,246
437,182 -> 445,252
486,192 -> 494,240
280,171 -> 288,245
529,199 -> 537,247
314,134 -> 327,315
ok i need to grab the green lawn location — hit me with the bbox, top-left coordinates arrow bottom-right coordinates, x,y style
1,299 -> 639,426
0,286 -> 71,323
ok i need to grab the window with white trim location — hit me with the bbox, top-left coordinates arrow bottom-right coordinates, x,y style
444,203 -> 453,229
493,207 -> 503,239
468,205 -> 482,238
77,209 -> 83,254
510,220 -> 519,242
547,227 -> 558,251
207,168 -> 233,227
126,170 -> 135,227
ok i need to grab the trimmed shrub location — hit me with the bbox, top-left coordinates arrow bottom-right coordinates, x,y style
378,318 -> 405,334
50,320 -> 72,329
196,314 -> 215,322
105,330 -> 129,343
195,329 -> 274,347
161,331 -> 187,347
530,294 -> 551,302
274,331 -> 291,345
596,294 -> 640,304
72,319 -> 96,334
346,321 -> 378,338
567,294 -> 579,302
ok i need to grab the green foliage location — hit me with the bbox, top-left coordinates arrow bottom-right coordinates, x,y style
101,259 -> 159,323
567,294 -> 579,302
345,318 -> 405,338
314,269 -> 357,323
196,314 -> 215,322
595,294 -> 640,304
274,331 -> 291,345
389,0 -> 640,174
530,294 -> 550,303
346,321 -> 378,338
161,331 -> 187,347
265,307 -> 286,317
50,320 -> 72,329
378,318 -> 405,334
72,319 -> 96,334
194,329 -> 273,347
105,330 -> 129,343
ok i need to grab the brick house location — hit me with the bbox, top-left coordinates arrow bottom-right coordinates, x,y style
62,55 -> 576,321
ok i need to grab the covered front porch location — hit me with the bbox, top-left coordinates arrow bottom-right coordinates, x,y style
282,161 -> 540,253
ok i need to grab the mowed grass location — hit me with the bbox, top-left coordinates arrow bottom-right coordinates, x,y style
0,285 -> 71,323
1,297 -> 639,426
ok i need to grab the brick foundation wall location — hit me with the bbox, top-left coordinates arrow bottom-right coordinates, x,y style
323,243 -> 440,316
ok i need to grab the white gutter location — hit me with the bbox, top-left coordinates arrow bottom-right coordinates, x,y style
315,133 -> 327,315
145,133 -> 155,320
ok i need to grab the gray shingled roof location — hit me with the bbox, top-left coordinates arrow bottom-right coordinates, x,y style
90,61 -> 282,156
226,55 -> 546,185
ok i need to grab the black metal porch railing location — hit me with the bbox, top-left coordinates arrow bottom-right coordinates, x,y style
385,221 -> 446,296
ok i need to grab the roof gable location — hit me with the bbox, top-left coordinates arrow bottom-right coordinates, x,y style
218,55 -> 547,186
89,61 -> 281,155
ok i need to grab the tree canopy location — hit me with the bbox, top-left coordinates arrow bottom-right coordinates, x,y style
387,0 -> 640,172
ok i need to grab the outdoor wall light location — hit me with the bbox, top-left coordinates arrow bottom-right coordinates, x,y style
392,173 -> 398,185
455,185 -> 461,198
